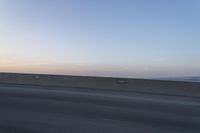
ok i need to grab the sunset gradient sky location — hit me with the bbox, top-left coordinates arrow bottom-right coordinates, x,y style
1,0 -> 200,78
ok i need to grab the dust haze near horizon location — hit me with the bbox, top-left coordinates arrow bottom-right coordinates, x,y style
1,0 -> 200,78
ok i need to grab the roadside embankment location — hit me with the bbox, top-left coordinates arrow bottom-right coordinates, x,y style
0,72 -> 199,97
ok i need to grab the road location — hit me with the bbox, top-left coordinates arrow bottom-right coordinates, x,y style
0,84 -> 199,133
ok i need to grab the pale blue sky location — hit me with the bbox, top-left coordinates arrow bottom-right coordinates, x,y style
1,0 -> 200,78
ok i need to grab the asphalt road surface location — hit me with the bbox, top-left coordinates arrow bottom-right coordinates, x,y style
0,84 -> 199,133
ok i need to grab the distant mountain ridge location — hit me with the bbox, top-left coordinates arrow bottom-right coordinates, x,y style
157,76 -> 200,82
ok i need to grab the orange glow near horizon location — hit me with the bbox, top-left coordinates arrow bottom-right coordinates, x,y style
1,59 -> 200,78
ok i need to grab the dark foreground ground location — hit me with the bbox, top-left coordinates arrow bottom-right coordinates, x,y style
0,84 -> 199,133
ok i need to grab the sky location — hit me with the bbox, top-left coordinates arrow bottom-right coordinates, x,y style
0,0 -> 200,78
